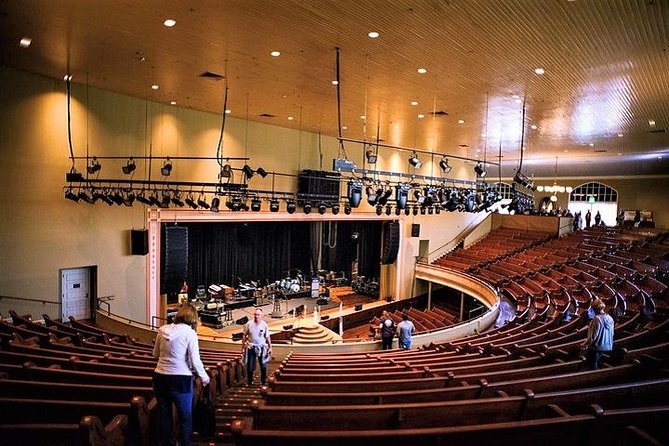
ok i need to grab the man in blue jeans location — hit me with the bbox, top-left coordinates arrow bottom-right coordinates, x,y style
242,308 -> 272,385
397,313 -> 416,350
582,299 -> 614,369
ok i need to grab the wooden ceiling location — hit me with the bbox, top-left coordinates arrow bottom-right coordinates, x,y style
1,0 -> 668,178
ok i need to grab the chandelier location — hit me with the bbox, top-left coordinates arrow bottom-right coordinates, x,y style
537,157 -> 572,201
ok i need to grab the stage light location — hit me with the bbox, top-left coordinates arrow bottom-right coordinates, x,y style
332,203 -> 340,215
269,199 -> 280,212
219,164 -> 232,179
123,192 -> 135,207
210,197 -> 220,213
395,207 -> 401,215
78,190 -> 92,203
148,192 -> 161,207
251,197 -> 262,212
317,202 -> 327,214
404,206 -> 411,216
112,191 -> 125,206
413,189 -> 425,205
395,183 -> 409,209
286,200 -> 297,214
242,164 -> 255,179
184,194 -> 198,209
86,157 -> 101,174
412,206 -> 418,216
197,194 -> 210,209
255,167 -> 268,178
366,186 -> 379,206
439,157 -> 452,174
136,192 -> 152,205
408,152 -> 422,168
160,194 -> 171,208
365,149 -> 377,164
171,193 -> 184,207
65,189 -> 79,202
385,205 -> 392,215
161,158 -> 173,176
122,158 -> 136,175
420,206 -> 426,215
303,202 -> 312,214
348,180 -> 363,207
344,203 -> 352,215
474,162 -> 487,177
377,189 -> 393,206
376,205 -> 383,216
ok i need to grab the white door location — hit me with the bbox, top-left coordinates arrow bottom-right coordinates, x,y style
61,267 -> 91,321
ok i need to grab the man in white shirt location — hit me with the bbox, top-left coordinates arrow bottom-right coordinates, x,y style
242,308 -> 272,385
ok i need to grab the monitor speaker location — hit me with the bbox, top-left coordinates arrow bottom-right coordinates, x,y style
236,316 -> 249,325
320,315 -> 330,321
283,324 -> 294,330
130,229 -> 148,255
355,304 -> 363,311
231,332 -> 244,341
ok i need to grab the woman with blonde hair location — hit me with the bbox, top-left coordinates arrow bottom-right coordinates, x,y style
153,303 -> 210,446
582,299 -> 614,370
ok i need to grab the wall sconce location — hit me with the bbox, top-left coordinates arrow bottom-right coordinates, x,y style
161,158 -> 173,176
121,158 -> 136,175
87,157 -> 102,174
408,152 -> 422,168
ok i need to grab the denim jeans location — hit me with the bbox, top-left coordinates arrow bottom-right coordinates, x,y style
586,348 -> 603,370
153,373 -> 194,446
399,338 -> 411,350
246,346 -> 268,385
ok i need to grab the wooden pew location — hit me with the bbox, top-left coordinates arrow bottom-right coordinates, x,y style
0,414 -> 127,446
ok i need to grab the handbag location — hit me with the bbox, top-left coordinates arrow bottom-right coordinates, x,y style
193,384 -> 216,437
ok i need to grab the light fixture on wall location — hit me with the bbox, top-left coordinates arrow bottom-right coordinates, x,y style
87,157 -> 102,174
474,162 -> 487,177
161,158 -> 173,176
439,156 -> 452,174
408,152 -> 422,168
122,158 -> 136,175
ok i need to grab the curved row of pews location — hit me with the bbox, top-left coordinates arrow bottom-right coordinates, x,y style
0,311 -> 245,445
231,228 -> 669,446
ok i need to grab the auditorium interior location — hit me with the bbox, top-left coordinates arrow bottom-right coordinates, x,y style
1,1 -> 668,445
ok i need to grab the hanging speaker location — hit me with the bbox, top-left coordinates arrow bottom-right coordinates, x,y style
162,226 -> 189,297
411,224 -> 421,238
130,229 -> 148,255
380,221 -> 400,265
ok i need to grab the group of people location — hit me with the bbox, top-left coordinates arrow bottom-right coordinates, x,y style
378,311 -> 416,350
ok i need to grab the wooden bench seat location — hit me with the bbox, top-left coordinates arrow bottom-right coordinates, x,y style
0,414 -> 127,446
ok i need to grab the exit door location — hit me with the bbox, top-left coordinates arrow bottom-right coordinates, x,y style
61,267 -> 92,321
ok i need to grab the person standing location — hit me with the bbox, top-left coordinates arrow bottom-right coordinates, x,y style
379,310 -> 395,350
582,299 -> 614,370
153,303 -> 210,446
396,313 -> 416,350
242,308 -> 272,385
585,210 -> 592,228
594,211 -> 602,226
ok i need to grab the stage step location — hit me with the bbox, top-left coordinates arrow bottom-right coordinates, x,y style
291,325 -> 335,344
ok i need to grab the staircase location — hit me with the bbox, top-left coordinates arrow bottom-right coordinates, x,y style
197,384 -> 263,445
291,324 -> 340,344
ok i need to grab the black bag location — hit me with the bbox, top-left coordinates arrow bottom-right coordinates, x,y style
193,384 -> 215,437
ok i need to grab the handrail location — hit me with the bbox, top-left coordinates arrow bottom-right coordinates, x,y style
0,294 -> 60,305
96,295 -> 115,315
422,212 -> 493,264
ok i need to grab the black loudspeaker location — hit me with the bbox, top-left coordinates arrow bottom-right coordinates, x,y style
283,324 -> 294,330
236,316 -> 249,325
231,332 -> 244,341
355,304 -> 363,311
380,221 -> 400,265
320,315 -> 330,321
411,223 -> 421,238
162,226 -> 189,297
130,229 -> 149,255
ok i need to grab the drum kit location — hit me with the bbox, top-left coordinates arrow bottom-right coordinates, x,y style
277,270 -> 305,295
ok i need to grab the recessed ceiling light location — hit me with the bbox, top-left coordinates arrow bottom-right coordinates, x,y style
531,124 -> 538,130
617,152 -> 622,156
163,19 -> 176,27
360,115 -> 366,119
476,149 -> 480,152
270,51 -> 281,57
170,101 -> 177,105
458,119 -> 465,124
224,109 -> 231,114
368,31 -> 380,38
658,155 -> 663,160
417,114 -> 425,119
410,101 -> 419,106
342,126 -> 348,130
617,133 -> 623,137
589,142 -> 595,147
649,119 -> 656,126
563,149 -> 569,153
287,116 -> 294,121
19,37 -> 32,48
332,80 -> 339,85
63,74 -> 72,81
151,84 -> 159,90
522,146 -> 526,151
514,98 -> 522,103
417,68 -> 427,74
534,67 -> 545,75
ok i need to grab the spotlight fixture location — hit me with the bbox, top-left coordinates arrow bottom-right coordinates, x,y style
160,193 -> 171,208
122,158 -> 136,175
210,197 -> 220,213
171,193 -> 184,207
255,167 -> 268,178
408,152 -> 422,169
347,180 -> 363,207
317,202 -> 327,215
269,199 -> 280,212
332,203 -> 340,215
251,197 -> 262,212
136,192 -> 152,205
395,183 -> 410,209
242,164 -> 255,179
394,207 -> 401,215
366,186 -> 379,206
365,149 -> 378,164
161,158 -> 173,176
86,157 -> 101,174
197,194 -> 210,209
219,164 -> 232,179
65,189 -> 79,202
303,202 -> 312,214
377,189 -> 393,206
439,157 -> 452,174
385,205 -> 392,215
375,205 -> 383,216
184,194 -> 198,209
286,200 -> 297,214
123,192 -> 135,207
513,171 -> 537,191
404,206 -> 411,216
412,206 -> 419,216
344,203 -> 352,215
78,190 -> 92,203
474,162 -> 487,178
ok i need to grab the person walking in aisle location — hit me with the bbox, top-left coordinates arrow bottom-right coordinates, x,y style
582,299 -> 614,370
396,313 -> 416,350
242,308 -> 272,385
153,303 -> 210,446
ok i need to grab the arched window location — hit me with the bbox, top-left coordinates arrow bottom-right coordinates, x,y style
569,182 -> 618,203
568,182 -> 619,228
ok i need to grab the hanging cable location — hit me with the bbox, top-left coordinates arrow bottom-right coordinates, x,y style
516,99 -> 527,174
65,76 -> 76,170
215,82 -> 229,169
335,47 -> 349,160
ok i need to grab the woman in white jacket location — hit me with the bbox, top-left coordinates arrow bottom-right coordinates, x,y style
153,303 -> 210,446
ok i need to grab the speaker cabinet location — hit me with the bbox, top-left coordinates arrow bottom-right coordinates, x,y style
380,221 -> 400,265
355,304 -> 363,311
162,226 -> 188,298
236,316 -> 249,325
130,229 -> 148,255
411,223 -> 421,238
